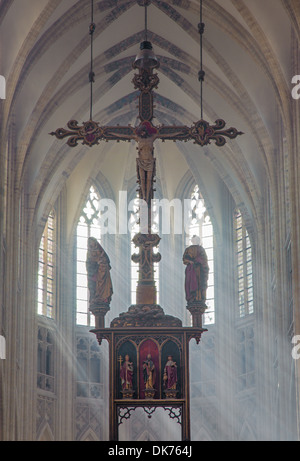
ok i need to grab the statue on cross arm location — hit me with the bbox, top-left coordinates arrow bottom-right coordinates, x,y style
183,235 -> 209,306
86,237 -> 113,306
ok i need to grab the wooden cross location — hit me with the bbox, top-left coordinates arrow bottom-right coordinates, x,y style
50,44 -> 242,198
50,37 -> 243,306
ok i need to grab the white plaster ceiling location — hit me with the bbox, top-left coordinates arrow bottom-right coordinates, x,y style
0,0 -> 296,236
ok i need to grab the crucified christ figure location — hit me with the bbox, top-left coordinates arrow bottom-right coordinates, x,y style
108,121 -> 187,204
134,121 -> 158,204
103,120 -> 159,204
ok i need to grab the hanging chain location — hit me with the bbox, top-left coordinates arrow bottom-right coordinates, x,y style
198,0 -> 205,119
89,0 -> 96,120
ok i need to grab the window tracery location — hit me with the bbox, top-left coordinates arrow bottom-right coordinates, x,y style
37,326 -> 54,392
234,209 -> 253,317
38,210 -> 55,318
76,185 -> 102,326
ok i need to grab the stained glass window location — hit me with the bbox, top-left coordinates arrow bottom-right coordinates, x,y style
234,209 -> 253,317
76,186 -> 102,326
38,211 -> 55,318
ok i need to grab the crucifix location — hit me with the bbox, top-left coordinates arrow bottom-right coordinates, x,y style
50,0 -> 243,309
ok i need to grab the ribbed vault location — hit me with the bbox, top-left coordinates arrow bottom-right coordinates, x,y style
0,0 -> 296,239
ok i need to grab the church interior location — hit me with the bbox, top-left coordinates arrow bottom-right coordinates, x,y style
0,0 -> 300,441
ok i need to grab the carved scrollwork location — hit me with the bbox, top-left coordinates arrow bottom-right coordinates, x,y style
189,119 -> 243,147
132,69 -> 159,93
117,405 -> 182,425
117,406 -> 137,426
131,233 -> 161,281
50,120 -> 136,147
164,406 -> 182,425
132,232 -> 161,248
50,119 -> 103,147
110,304 -> 182,328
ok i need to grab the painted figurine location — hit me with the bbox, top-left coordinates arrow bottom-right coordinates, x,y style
163,355 -> 177,390
120,354 -> 134,390
143,353 -> 156,389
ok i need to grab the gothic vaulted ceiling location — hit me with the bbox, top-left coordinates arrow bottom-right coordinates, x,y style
0,0 -> 297,237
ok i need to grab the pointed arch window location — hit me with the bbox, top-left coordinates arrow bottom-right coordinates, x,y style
234,209 -> 253,317
76,185 -> 102,326
38,210 -> 55,318
186,185 -> 214,325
